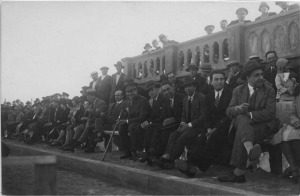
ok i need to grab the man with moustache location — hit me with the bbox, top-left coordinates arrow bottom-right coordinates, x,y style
110,61 -> 128,103
218,60 -> 279,183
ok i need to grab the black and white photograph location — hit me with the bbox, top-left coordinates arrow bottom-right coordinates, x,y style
1,0 -> 300,195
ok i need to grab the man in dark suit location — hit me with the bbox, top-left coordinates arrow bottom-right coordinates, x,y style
156,76 -> 207,169
225,61 -> 242,91
96,66 -> 112,104
255,2 -> 276,21
110,61 -> 128,103
186,64 -> 210,95
148,81 -> 185,161
229,8 -> 251,26
175,70 -> 232,177
218,60 -> 279,183
263,51 -> 278,91
89,72 -> 99,91
118,82 -> 151,160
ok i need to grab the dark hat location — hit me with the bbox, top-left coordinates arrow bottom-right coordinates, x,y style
161,80 -> 173,87
26,101 -> 31,105
86,90 -> 97,96
54,93 -> 61,96
186,64 -> 199,72
199,63 -> 213,72
241,60 -> 266,79
124,78 -> 135,84
220,19 -> 227,23
125,81 -> 138,89
259,2 -> 269,12
226,61 -> 240,68
81,86 -> 89,90
114,61 -> 124,68
181,76 -> 196,87
236,7 -> 248,15
159,34 -> 167,39
100,66 -> 109,70
144,43 -> 152,49
62,92 -> 69,96
145,81 -> 161,91
205,25 -> 215,31
90,71 -> 98,77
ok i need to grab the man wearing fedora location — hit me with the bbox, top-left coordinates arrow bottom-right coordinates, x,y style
186,63 -> 210,95
118,81 -> 151,160
139,81 -> 165,164
110,61 -> 127,103
96,66 -> 112,104
225,61 -> 242,91
142,43 -> 152,55
89,71 -> 99,91
255,2 -> 276,21
229,8 -> 251,26
218,60 -> 279,183
156,76 -> 207,169
175,70 -> 233,177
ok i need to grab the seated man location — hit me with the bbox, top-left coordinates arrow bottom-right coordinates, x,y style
225,61 -> 242,91
186,63 -> 210,95
218,60 -> 279,183
175,70 -> 232,177
118,81 -> 151,160
156,76 -> 207,169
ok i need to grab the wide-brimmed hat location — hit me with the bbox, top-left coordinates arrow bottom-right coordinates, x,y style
199,63 -> 213,72
86,89 -> 97,96
144,43 -> 152,49
205,25 -> 215,31
100,66 -> 109,71
181,76 -> 196,87
241,60 -> 265,79
259,2 -> 269,12
114,61 -> 124,68
186,64 -> 198,72
145,81 -> 161,91
226,61 -> 240,68
124,81 -> 138,89
90,71 -> 98,77
236,7 -> 248,15
62,92 -> 69,97
159,34 -> 167,40
276,58 -> 289,69
220,19 -> 227,23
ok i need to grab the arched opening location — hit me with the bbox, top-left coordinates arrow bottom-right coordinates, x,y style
133,63 -> 136,78
195,46 -> 201,69
138,62 -> 142,79
162,56 -> 165,74
187,49 -> 192,66
150,59 -> 154,76
156,57 -> 160,75
213,42 -> 219,64
204,45 -> 210,63
179,51 -> 184,70
222,39 -> 229,61
144,61 -> 148,78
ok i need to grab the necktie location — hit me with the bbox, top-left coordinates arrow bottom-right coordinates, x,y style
170,99 -> 174,109
187,97 -> 192,122
153,98 -> 157,108
215,92 -> 220,107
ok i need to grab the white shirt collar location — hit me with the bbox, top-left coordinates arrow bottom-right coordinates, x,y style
117,100 -> 123,104
188,92 -> 195,100
214,88 -> 224,98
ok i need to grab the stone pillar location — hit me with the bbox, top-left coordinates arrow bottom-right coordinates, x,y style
163,43 -> 178,74
227,24 -> 246,64
121,57 -> 133,78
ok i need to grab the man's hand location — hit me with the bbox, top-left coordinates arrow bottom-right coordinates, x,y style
141,121 -> 150,129
116,120 -> 127,127
206,128 -> 216,140
178,122 -> 189,132
293,121 -> 300,129
235,103 -> 249,114
226,70 -> 233,83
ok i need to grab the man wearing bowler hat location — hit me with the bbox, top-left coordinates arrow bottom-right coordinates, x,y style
96,66 -> 112,104
229,8 -> 251,26
110,61 -> 128,103
156,76 -> 207,169
225,61 -> 242,91
218,60 -> 279,183
186,63 -> 210,95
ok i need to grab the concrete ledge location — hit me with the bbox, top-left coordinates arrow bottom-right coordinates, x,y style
5,142 -> 259,195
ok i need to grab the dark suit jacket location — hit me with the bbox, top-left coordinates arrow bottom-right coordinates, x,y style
161,93 -> 185,123
263,66 -> 277,91
148,93 -> 165,123
56,108 -> 70,126
226,82 -> 277,131
127,95 -> 151,124
95,75 -> 112,104
206,88 -> 232,129
89,80 -> 98,90
106,100 -> 128,124
228,20 -> 251,26
110,73 -> 127,102
193,74 -> 210,95
87,98 -> 107,124
255,12 -> 276,21
181,92 -> 207,128
225,72 -> 242,91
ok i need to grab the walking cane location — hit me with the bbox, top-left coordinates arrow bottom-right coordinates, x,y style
101,110 -> 125,161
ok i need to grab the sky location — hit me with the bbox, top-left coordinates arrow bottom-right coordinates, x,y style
0,0 -> 288,103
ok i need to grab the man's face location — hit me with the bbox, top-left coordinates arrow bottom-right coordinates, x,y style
211,73 -> 225,91
115,91 -> 123,102
148,87 -> 160,98
116,66 -> 122,73
266,52 -> 278,67
87,95 -> 96,103
247,69 -> 264,87
184,84 -> 196,96
160,36 -> 167,44
101,69 -> 108,75
168,74 -> 176,84
92,75 -> 98,81
206,28 -> 213,34
260,6 -> 268,13
237,12 -> 246,22
278,2 -> 288,10
190,69 -> 198,78
161,84 -> 175,99
126,86 -> 137,100
230,65 -> 239,74
221,21 -> 227,30
60,104 -> 66,110
152,40 -> 158,48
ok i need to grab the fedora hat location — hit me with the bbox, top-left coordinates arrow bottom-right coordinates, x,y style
199,63 -> 213,72
226,61 -> 240,68
241,60 -> 265,80
90,71 -> 98,77
144,43 -> 152,49
100,66 -> 109,70
159,34 -> 167,39
186,64 -> 198,72
205,25 -> 215,31
145,81 -> 161,91
181,76 -> 196,87
114,61 -> 124,68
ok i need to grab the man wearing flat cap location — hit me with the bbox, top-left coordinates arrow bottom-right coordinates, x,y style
142,43 -> 152,55
96,66 -> 112,104
89,71 -> 99,91
118,81 -> 151,160
205,25 -> 215,35
225,61 -> 242,91
229,8 -> 251,26
186,63 -> 210,95
110,61 -> 128,103
218,60 -> 279,183
255,2 -> 276,21
156,76 -> 207,169
220,20 -> 228,31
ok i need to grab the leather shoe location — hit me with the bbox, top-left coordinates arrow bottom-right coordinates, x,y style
84,147 -> 95,153
156,157 -> 174,169
120,153 -> 132,159
217,173 -> 246,183
175,159 -> 197,178
248,144 -> 261,162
